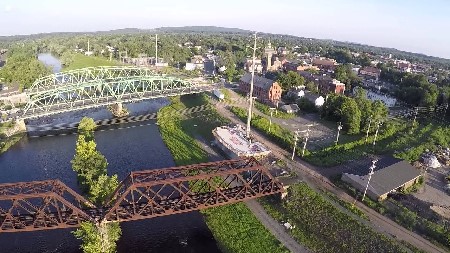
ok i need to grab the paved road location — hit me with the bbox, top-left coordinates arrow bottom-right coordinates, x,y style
214,102 -> 447,253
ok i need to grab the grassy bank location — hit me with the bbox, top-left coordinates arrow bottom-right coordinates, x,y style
64,54 -> 120,71
260,183 -> 410,253
0,133 -> 24,155
157,94 -> 288,253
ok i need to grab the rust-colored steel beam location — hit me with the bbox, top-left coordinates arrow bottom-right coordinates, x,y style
0,180 -> 96,233
103,157 -> 283,222
0,158 -> 283,233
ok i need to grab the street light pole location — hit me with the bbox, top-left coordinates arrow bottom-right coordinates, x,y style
291,130 -> 300,160
246,32 -> 258,140
365,117 -> 372,143
269,107 -> 275,133
361,159 -> 377,202
335,122 -> 342,145
302,128 -> 311,157
372,121 -> 382,146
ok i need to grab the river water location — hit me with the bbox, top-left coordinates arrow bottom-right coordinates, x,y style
0,54 -> 221,253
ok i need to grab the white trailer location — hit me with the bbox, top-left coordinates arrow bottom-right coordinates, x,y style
213,89 -> 225,100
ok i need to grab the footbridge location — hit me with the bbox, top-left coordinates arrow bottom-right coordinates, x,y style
1,66 -> 219,120
0,158 -> 283,233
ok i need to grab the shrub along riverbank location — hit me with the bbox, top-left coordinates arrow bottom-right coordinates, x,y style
157,94 -> 288,253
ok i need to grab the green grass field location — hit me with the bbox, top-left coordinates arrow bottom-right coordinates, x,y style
157,94 -> 288,253
63,54 -> 121,71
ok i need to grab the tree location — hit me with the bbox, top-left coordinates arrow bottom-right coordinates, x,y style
71,135 -> 108,189
306,81 -> 318,93
78,117 -> 97,141
73,221 -> 122,253
277,71 -> 305,90
340,98 -> 361,134
88,174 -> 119,205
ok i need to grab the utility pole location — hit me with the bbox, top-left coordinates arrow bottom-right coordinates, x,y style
155,34 -> 158,65
292,130 -> 300,160
246,32 -> 258,140
269,107 -> 276,133
301,127 -> 311,157
335,122 -> 343,145
361,159 -> 377,202
413,107 -> 418,125
372,121 -> 382,146
365,117 -> 372,143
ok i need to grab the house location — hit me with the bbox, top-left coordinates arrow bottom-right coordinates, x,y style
312,57 -> 337,71
342,157 -> 422,201
284,61 -> 319,72
244,58 -> 263,74
318,78 -> 346,94
280,104 -> 300,114
359,66 -> 381,81
185,55 -> 205,70
239,73 -> 282,104
277,47 -> 289,56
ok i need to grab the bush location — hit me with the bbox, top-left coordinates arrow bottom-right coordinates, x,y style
297,97 -> 317,113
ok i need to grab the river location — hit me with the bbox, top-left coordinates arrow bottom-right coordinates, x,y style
0,54 -> 221,253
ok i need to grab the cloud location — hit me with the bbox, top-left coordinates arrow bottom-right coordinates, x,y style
5,5 -> 12,12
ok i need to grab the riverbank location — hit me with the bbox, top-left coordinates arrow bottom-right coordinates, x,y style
0,133 -> 25,154
63,54 -> 121,71
156,94 -> 288,253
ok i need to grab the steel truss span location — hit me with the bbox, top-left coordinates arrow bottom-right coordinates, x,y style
0,158 -> 283,233
22,66 -> 217,119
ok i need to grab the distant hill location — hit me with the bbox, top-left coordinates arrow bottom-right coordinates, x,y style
155,26 -> 252,34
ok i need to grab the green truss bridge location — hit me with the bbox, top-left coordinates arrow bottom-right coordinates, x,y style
7,66 -> 219,119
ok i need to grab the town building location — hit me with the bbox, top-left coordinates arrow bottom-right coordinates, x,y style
319,78 -> 346,94
342,157 -> 422,201
244,58 -> 263,74
185,55 -> 205,71
264,41 -> 277,71
359,66 -> 381,81
312,57 -> 338,71
239,73 -> 282,104
277,47 -> 289,56
297,71 -> 345,94
284,61 -> 319,72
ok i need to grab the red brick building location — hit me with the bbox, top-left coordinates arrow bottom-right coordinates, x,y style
359,66 -> 381,81
239,73 -> 282,104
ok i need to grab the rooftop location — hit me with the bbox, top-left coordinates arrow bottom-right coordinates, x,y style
343,157 -> 422,196
240,73 -> 276,90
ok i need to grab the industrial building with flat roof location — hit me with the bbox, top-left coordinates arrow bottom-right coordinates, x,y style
342,157 -> 422,201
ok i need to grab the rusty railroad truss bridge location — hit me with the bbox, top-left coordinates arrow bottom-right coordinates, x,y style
0,158 -> 283,233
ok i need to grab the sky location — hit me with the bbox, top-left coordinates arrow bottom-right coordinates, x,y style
1,0 -> 450,59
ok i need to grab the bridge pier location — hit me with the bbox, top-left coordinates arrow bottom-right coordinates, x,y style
108,103 -> 129,117
3,119 -> 27,137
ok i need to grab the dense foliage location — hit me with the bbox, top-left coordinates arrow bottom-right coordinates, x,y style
321,92 -> 388,134
0,46 -> 51,89
261,183 -> 408,253
73,221 -> 122,253
276,71 -> 305,90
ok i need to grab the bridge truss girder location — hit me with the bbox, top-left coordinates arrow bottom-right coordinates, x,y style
29,66 -> 157,92
0,158 -> 283,233
23,76 -> 216,119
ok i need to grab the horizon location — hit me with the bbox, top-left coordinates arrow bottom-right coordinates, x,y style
1,0 -> 450,59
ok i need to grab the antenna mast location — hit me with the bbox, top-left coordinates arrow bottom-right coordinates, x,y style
246,32 -> 257,139
155,34 -> 158,64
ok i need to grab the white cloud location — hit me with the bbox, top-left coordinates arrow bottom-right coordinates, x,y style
5,5 -> 12,12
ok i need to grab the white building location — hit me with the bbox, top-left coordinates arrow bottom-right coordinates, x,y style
354,87 -> 397,107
